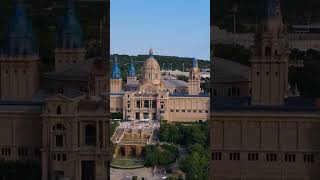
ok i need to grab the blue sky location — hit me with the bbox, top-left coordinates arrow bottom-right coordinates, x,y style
110,0 -> 210,60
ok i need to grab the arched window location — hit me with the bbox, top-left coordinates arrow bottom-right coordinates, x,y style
85,125 -> 96,146
57,106 -> 61,115
265,46 -> 272,56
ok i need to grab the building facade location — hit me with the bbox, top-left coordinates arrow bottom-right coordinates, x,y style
210,0 -> 320,179
110,49 -> 210,122
0,1 -> 111,180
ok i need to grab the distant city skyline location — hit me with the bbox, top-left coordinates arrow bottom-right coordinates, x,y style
110,0 -> 210,60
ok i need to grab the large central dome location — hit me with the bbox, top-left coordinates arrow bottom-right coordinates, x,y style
141,49 -> 161,85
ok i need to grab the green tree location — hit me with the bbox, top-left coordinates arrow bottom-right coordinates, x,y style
180,144 -> 210,180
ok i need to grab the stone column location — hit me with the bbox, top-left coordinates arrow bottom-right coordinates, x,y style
79,122 -> 83,148
136,146 -> 142,158
125,146 -> 130,157
96,122 -> 100,148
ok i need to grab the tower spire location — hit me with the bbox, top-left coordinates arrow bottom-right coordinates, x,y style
192,57 -> 198,68
128,56 -> 136,77
111,55 -> 121,79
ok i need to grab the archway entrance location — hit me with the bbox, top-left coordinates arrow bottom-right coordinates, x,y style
130,146 -> 136,157
81,161 -> 95,180
120,146 -> 125,157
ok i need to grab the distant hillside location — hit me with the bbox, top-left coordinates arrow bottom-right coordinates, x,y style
213,0 -> 320,33
110,54 -> 210,79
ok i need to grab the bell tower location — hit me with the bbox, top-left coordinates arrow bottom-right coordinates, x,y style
0,0 -> 40,100
188,57 -> 201,95
55,0 -> 86,71
127,57 -> 137,85
110,56 -> 122,94
250,0 -> 289,106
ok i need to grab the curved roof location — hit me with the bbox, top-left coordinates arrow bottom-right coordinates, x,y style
56,0 -> 84,49
163,79 -> 188,89
3,0 -> 37,56
212,57 -> 251,83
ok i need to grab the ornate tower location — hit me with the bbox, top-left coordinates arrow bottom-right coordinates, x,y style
188,57 -> 201,95
250,0 -> 289,106
0,0 -> 40,100
41,94 -> 111,180
55,0 -> 86,71
127,57 -> 137,85
110,56 -> 122,93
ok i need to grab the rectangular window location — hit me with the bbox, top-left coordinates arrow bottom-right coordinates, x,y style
304,154 -> 314,163
136,101 -> 140,108
266,153 -> 277,162
199,110 -> 203,113
193,110 -> 197,113
248,153 -> 259,161
56,135 -> 63,147
170,110 -> 174,112
176,110 -> 179,112
143,113 -> 149,119
212,152 -> 222,160
62,154 -> 67,161
187,110 -> 191,112
182,110 -> 185,112
284,154 -> 296,162
135,112 -> 140,120
229,153 -> 240,161
144,100 -> 149,108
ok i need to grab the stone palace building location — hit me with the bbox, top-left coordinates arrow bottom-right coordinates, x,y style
110,49 -> 209,122
210,0 -> 320,179
0,1 -> 111,180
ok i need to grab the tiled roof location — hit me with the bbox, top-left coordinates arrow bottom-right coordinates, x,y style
163,79 -> 188,88
212,57 -> 250,83
170,92 -> 209,97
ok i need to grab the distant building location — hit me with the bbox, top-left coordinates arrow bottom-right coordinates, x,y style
110,49 -> 209,122
210,1 -> 320,179
213,26 -> 320,52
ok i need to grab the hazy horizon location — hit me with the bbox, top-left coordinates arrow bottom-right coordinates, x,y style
110,0 -> 210,61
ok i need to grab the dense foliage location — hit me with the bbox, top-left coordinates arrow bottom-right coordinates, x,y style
159,122 -> 210,180
144,144 -> 178,167
179,144 -> 210,180
111,112 -> 123,120
159,122 -> 209,147
0,160 -> 41,180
